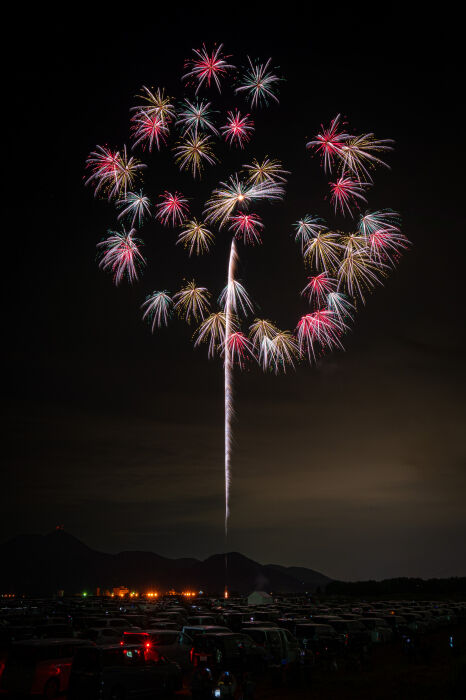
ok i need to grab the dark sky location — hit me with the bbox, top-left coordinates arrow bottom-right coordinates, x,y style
4,8 -> 465,581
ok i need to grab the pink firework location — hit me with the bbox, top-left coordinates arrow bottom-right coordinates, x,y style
131,111 -> 168,151
97,229 -> 145,286
85,146 -> 121,196
155,191 -> 189,226
296,310 -> 343,360
302,273 -> 336,306
221,110 -> 254,148
226,331 -> 254,369
182,43 -> 234,93
330,177 -> 369,217
306,114 -> 350,173
228,213 -> 264,245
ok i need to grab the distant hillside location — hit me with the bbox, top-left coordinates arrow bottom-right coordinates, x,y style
0,530 -> 331,595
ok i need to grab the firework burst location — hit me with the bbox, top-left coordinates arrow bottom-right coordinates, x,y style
306,114 -> 350,173
303,230 -> 343,272
183,43 -> 234,93
294,215 -> 327,253
97,228 -> 145,285
302,273 -> 336,306
222,110 -> 254,148
155,191 -> 189,226
177,219 -> 215,256
296,310 -> 345,361
174,281 -> 211,323
337,250 -> 385,302
219,280 -> 254,316
141,291 -> 173,330
132,86 -> 176,124
244,157 -> 289,184
229,212 -> 264,245
85,146 -> 145,199
117,190 -> 151,227
130,112 -> 169,151
204,175 -> 285,228
173,133 -> 217,178
339,134 -> 393,180
235,57 -> 281,107
176,98 -> 218,136
330,177 -> 369,217
194,311 -> 228,358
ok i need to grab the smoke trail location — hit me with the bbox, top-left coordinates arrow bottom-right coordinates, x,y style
224,238 -> 237,536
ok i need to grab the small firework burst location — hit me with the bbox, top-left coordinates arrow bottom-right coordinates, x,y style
155,191 -> 189,226
235,57 -> 281,107
177,219 -> 215,256
173,133 -> 217,178
130,112 -> 169,151
222,110 -> 254,148
182,43 -> 234,93
302,273 -> 337,306
296,310 -> 345,361
174,281 -> 211,323
219,280 -> 254,317
176,98 -> 219,136
132,86 -> 176,124
141,291 -> 173,330
97,228 -> 145,285
117,190 -> 151,227
294,215 -> 327,253
306,114 -> 350,173
244,157 -> 289,184
303,230 -> 343,273
229,212 -> 264,245
330,177 -> 369,217
194,312 -> 228,358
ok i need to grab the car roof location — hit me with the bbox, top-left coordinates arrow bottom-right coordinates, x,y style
13,638 -> 90,647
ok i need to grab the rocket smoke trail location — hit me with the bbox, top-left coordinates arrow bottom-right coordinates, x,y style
224,238 -> 237,536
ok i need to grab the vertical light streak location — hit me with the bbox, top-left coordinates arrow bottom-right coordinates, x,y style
224,238 -> 237,536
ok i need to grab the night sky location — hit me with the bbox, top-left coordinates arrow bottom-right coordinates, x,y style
4,9 -> 465,581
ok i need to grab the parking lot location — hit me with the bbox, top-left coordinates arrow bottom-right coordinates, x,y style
1,593 -> 465,698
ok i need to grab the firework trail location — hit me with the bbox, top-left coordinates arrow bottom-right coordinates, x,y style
224,238 -> 237,535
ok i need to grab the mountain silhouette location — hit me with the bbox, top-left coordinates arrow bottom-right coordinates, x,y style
0,529 -> 331,595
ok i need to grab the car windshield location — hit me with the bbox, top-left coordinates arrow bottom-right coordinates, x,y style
123,633 -> 148,644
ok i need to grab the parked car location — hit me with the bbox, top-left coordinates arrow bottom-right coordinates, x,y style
83,628 -> 123,645
327,619 -> 372,649
0,638 -> 90,698
182,625 -> 231,640
122,630 -> 193,669
190,632 -> 267,671
68,644 -> 182,699
241,627 -> 300,665
359,618 -> 393,644
294,623 -> 342,655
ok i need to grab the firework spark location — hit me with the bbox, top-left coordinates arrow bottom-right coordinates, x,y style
303,230 -> 343,272
222,110 -> 254,148
229,212 -> 264,245
204,175 -> 285,228
296,310 -> 345,360
85,146 -> 145,199
330,177 -> 369,217
176,98 -> 218,136
155,191 -> 189,226
173,133 -> 217,178
339,134 -> 393,180
302,273 -> 336,306
117,190 -> 151,227
219,280 -> 254,316
244,157 -> 289,184
173,281 -> 211,323
294,215 -> 327,253
177,219 -> 214,256
130,112 -> 169,151
194,311 -> 227,358
183,43 -> 234,93
306,114 -> 350,173
235,56 -> 281,107
326,291 -> 355,322
141,291 -> 173,330
97,228 -> 145,285
337,250 -> 385,302
132,86 -> 176,123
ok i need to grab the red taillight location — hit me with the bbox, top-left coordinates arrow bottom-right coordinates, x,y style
145,642 -> 151,648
